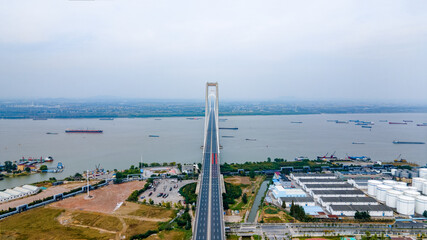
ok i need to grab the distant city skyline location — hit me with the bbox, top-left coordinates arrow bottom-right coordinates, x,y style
1,0 -> 427,101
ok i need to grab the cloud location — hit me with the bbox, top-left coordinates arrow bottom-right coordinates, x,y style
1,0 -> 427,100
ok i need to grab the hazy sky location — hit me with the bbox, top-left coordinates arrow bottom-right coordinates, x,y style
1,0 -> 427,101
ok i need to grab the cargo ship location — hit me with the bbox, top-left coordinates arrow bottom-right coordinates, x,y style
389,122 -> 407,125
65,129 -> 103,133
417,123 -> 427,126
393,141 -> 425,144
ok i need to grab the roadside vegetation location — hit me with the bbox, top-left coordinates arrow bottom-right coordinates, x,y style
221,158 -> 335,172
179,182 -> 198,204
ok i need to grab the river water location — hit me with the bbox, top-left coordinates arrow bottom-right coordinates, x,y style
1,113 -> 426,189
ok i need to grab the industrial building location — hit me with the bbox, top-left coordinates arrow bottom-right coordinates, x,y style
298,178 -> 346,184
303,183 -> 354,191
328,204 -> 393,217
0,184 -> 40,203
347,179 -> 369,190
278,197 -> 315,207
318,197 -> 378,207
311,189 -> 365,198
271,186 -> 306,198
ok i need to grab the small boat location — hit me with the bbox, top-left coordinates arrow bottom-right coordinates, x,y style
291,121 -> 303,124
99,118 -> 114,120
352,142 -> 365,144
295,156 -> 309,161
389,122 -> 407,125
335,121 -> 348,124
44,156 -> 54,162
245,138 -> 256,141
361,126 -> 372,128
347,156 -> 371,161
65,129 -> 103,133
393,141 -> 425,144
186,117 -> 201,120
148,135 -> 159,137
222,136 -> 234,138
379,120 -> 388,122
417,123 -> 427,126
327,120 -> 338,122
219,127 -> 238,130
46,132 -> 58,135
33,118 -> 47,120
403,120 -> 413,122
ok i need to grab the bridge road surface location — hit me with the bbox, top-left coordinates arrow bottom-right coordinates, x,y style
194,98 -> 224,240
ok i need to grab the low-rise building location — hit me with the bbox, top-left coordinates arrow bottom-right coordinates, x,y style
327,204 -> 393,217
0,192 -> 12,202
278,197 -> 315,207
318,197 -> 378,207
271,186 -> 306,199
311,189 -> 366,198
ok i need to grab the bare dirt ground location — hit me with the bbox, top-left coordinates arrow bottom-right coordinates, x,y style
224,176 -> 251,185
0,182 -> 86,211
51,181 -> 146,214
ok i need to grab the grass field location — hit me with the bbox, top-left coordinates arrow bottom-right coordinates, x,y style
129,203 -> 176,219
72,211 -> 123,232
226,235 -> 240,240
124,218 -> 160,237
259,205 -> 292,223
0,207 -> 114,240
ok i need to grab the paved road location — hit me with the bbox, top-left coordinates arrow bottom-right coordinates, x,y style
194,98 -> 224,240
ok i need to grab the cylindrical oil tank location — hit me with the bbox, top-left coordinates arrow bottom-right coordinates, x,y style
386,189 -> 403,208
420,168 -> 427,179
376,184 -> 393,202
412,177 -> 427,191
383,180 -> 396,186
403,190 -> 420,198
368,180 -> 382,196
423,182 -> 427,195
407,186 -> 418,192
396,195 -> 415,215
415,195 -> 427,215
393,185 -> 408,192
396,182 -> 407,186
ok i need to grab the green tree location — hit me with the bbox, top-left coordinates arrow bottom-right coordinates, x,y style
25,167 -> 31,173
249,170 -> 255,179
423,210 -> 427,218
281,200 -> 286,209
242,193 -> 248,204
39,165 -> 48,171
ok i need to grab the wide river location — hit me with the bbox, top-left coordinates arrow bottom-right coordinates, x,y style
1,113 -> 426,189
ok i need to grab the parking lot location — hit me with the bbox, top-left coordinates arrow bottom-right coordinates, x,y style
139,179 -> 196,205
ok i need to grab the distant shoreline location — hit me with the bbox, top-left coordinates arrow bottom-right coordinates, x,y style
1,111 -> 427,120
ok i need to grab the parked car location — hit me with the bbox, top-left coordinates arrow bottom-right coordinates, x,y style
148,192 -> 153,197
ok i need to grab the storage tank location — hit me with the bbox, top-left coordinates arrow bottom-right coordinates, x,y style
420,168 -> 427,179
383,180 -> 396,186
423,182 -> 427,195
403,190 -> 420,198
376,184 -> 393,202
415,195 -> 427,215
393,185 -> 408,192
407,186 -> 418,192
368,180 -> 382,196
386,189 -> 403,208
396,182 -> 407,186
412,177 -> 427,191
396,195 -> 415,215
